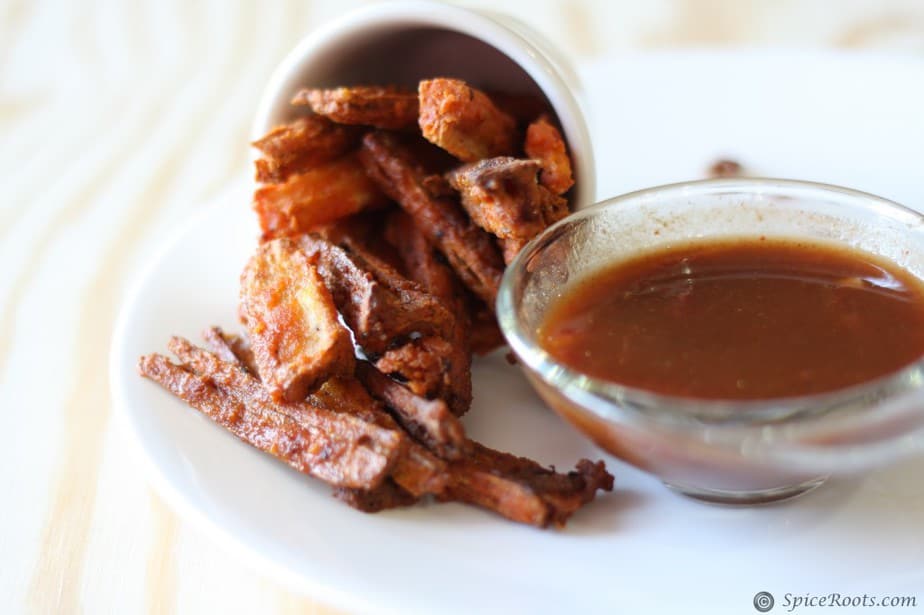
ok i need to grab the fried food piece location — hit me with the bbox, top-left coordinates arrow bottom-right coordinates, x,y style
334,478 -> 419,512
254,153 -> 388,240
291,85 -> 418,130
384,210 -> 461,305
252,116 -> 361,183
708,158 -> 744,178
356,361 -> 467,460
139,351 -> 402,490
310,375 -> 450,497
167,338 -> 450,498
299,234 -> 455,355
239,238 -> 355,402
524,115 -> 574,195
418,78 -> 517,161
469,300 -> 505,355
447,156 -> 569,264
380,210 -> 473,414
316,210 -> 406,272
442,442 -> 614,528
374,335 -> 471,416
202,326 -> 258,375
360,131 -> 505,306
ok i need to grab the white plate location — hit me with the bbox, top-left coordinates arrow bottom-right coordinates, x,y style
112,51 -> 924,615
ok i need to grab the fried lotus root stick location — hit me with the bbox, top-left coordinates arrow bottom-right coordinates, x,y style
524,115 -> 574,195
447,156 -> 569,264
239,238 -> 355,402
252,115 -> 361,183
291,85 -> 419,130
254,153 -> 389,240
334,478 -> 419,513
356,361 -> 468,460
374,336 -> 472,416
442,442 -> 614,528
167,337 -> 446,502
380,210 -> 473,414
202,326 -> 258,375
299,234 -> 455,355
311,376 -> 451,498
359,131 -> 505,306
418,78 -> 517,161
138,351 -> 403,490
469,300 -> 505,356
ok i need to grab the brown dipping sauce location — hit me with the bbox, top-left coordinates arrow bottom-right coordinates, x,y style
538,239 -> 924,399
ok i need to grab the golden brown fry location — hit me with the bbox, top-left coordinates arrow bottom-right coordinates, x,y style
334,478 -> 419,512
418,78 -> 517,161
382,210 -> 474,414
441,442 -> 614,528
524,115 -> 574,195
384,210 -> 460,304
300,234 -> 456,356
201,326 -> 258,375
359,131 -> 505,306
291,85 -> 418,130
252,116 -> 361,183
356,360 -> 468,460
139,352 -> 402,490
446,156 -> 569,264
310,375 -> 451,497
708,158 -> 744,178
469,300 -> 505,355
253,153 -> 388,240
239,238 -> 355,402
375,335 -> 472,416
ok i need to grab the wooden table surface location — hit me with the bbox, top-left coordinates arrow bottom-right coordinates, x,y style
4,0 -> 923,613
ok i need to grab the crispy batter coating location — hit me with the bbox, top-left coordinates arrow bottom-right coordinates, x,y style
310,375 -> 451,497
253,153 -> 388,240
708,158 -> 744,178
239,238 -> 355,402
356,360 -> 467,460
380,210 -> 474,414
384,210 -> 461,307
441,442 -> 615,528
359,131 -> 505,306
418,78 -> 517,161
447,156 -> 569,264
139,350 -> 403,490
202,326 -> 258,375
334,478 -> 419,512
165,338 -> 452,499
252,116 -> 361,183
524,115 -> 574,195
374,335 -> 472,416
299,234 -> 455,356
291,85 -> 418,130
142,339 -> 613,526
469,300 -> 505,355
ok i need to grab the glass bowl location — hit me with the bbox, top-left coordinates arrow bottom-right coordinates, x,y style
497,178 -> 924,504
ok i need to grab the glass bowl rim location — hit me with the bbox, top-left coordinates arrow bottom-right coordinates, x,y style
496,177 -> 924,429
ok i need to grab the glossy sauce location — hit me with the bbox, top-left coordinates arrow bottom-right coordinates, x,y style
539,239 -> 924,399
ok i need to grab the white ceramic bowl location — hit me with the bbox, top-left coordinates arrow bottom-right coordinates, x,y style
252,0 -> 596,208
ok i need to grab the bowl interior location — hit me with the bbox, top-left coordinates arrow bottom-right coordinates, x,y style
252,3 -> 595,208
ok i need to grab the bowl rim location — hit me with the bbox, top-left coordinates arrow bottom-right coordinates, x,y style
497,177 -> 924,429
250,0 -> 596,207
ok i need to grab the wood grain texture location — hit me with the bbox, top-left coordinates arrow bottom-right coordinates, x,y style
2,0 -> 922,613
